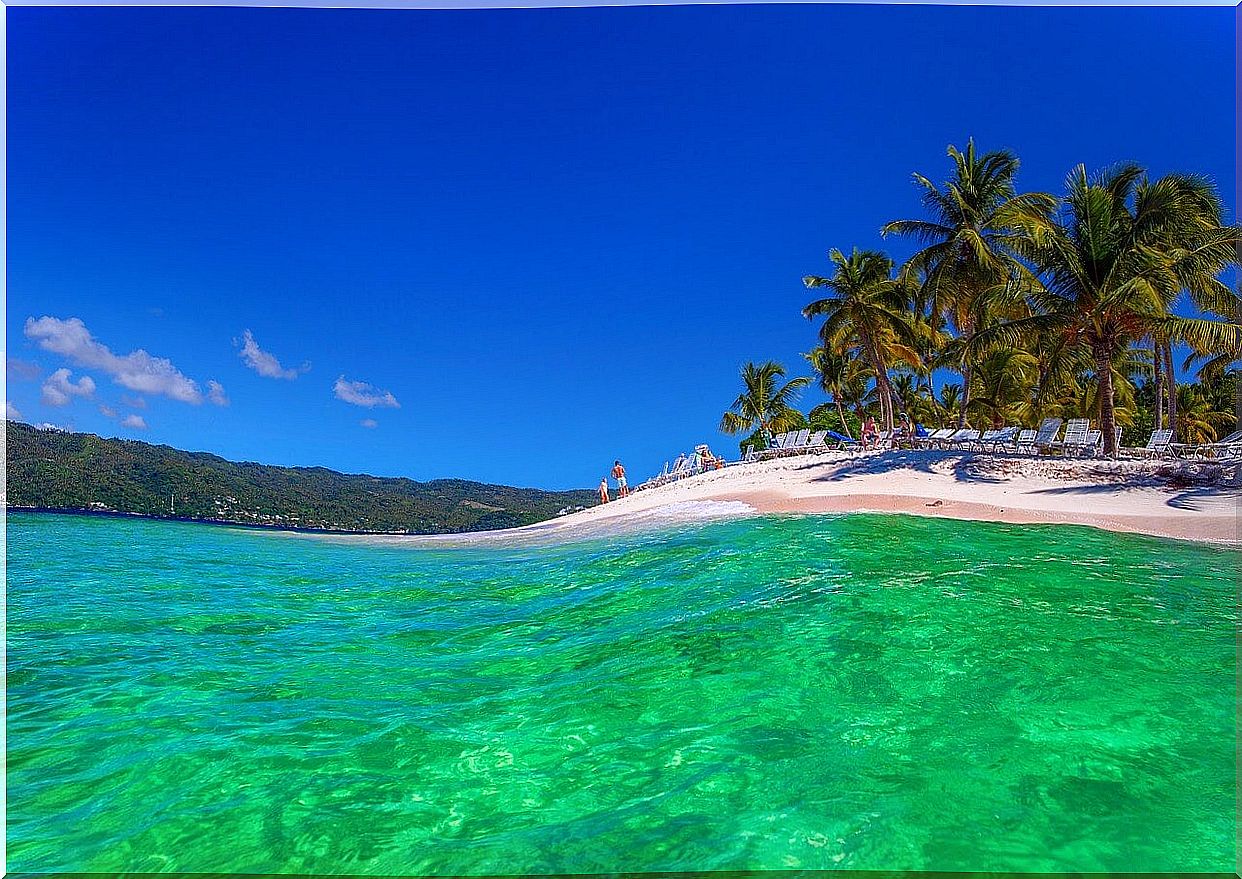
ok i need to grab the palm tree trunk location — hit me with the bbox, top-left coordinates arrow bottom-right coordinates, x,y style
958,362 -> 972,428
1152,342 -> 1164,431
957,321 -> 975,429
1163,341 -> 1177,441
872,356 -> 895,434
859,330 -> 894,434
1097,346 -> 1118,457
835,400 -> 852,439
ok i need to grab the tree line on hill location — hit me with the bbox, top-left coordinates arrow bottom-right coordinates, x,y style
721,141 -> 1239,455
5,420 -> 598,533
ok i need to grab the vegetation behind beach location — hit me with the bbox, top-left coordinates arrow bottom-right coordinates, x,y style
721,143 -> 1240,455
4,420 -> 597,533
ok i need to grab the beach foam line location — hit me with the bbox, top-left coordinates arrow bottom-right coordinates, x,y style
616,499 -> 758,522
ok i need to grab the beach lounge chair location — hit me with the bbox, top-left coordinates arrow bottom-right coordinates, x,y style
1053,418 -> 1091,455
917,427 -> 954,449
979,426 -> 1020,452
1031,418 -> 1064,454
780,429 -> 812,457
1127,429 -> 1173,459
950,429 -> 981,449
642,461 -> 670,488
974,428 -> 1002,449
805,430 -> 828,453
825,430 -> 859,451
1083,429 -> 1102,456
662,453 -> 692,482
756,433 -> 788,461
1171,428 -> 1242,460
937,428 -> 975,449
1013,429 -> 1037,454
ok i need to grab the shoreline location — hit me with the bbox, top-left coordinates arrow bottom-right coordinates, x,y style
418,450 -> 1241,548
13,450 -> 1239,547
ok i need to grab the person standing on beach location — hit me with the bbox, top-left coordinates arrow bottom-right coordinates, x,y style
611,460 -> 629,498
599,477 -> 610,504
862,415 -> 879,449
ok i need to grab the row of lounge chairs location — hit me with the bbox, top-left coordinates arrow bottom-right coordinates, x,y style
636,446 -> 728,490
637,421 -> 1241,491
748,419 -> 1242,462
906,419 -> 1110,455
751,429 -> 846,459
1165,428 -> 1242,460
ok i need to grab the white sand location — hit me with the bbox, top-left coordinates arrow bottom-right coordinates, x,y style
291,449 -> 1239,548
518,449 -> 1240,546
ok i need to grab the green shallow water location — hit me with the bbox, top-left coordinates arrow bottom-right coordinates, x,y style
6,511 -> 1237,873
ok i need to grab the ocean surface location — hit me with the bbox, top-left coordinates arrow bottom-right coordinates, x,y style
6,511 -> 1237,873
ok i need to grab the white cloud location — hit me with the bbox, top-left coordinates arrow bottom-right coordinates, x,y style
238,330 -> 307,380
99,404 -> 117,418
41,368 -> 96,407
7,357 -> 41,382
207,380 -> 229,406
6,401 -> 23,420
37,422 -> 70,432
334,376 -> 400,409
360,418 -> 378,429
25,316 -> 205,404
122,395 -> 148,409
122,414 -> 148,430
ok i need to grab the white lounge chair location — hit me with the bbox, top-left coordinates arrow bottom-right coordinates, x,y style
1032,418 -> 1064,454
1054,418 -> 1091,455
938,428 -> 977,449
1132,432 -> 1167,459
1127,429 -> 1173,459
918,427 -> 955,449
1172,429 -> 1242,460
805,430 -> 828,453
1013,429 -> 1037,453
976,426 -> 1020,452
756,433 -> 788,461
661,454 -> 693,483
952,429 -> 981,449
730,445 -> 758,465
780,429 -> 812,457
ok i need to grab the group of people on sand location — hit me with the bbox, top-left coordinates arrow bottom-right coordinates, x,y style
599,460 -> 628,503
599,444 -> 724,504
859,412 -> 927,450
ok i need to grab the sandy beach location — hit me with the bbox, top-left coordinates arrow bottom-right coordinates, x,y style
496,449 -> 1240,546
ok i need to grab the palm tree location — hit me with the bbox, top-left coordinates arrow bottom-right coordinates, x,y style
883,139 -> 1056,427
938,383 -> 963,422
1174,385 -> 1232,444
719,360 -> 810,446
804,346 -> 869,439
976,164 -> 1241,456
966,347 -> 1039,428
803,248 -> 920,433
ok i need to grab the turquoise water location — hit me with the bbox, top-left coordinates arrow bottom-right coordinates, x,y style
6,511 -> 1237,873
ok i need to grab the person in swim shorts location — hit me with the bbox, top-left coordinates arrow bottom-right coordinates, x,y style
611,460 -> 629,498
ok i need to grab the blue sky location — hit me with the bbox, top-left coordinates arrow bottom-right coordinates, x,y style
5,5 -> 1235,489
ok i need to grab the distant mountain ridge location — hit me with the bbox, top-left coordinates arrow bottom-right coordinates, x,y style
4,421 -> 596,533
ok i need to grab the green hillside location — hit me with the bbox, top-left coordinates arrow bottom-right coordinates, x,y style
4,421 -> 596,533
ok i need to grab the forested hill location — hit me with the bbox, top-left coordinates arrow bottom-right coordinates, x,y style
4,421 -> 597,533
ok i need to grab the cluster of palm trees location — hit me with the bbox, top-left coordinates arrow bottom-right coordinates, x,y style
721,141 -> 1240,457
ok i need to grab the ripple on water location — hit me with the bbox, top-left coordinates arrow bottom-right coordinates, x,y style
5,511 -> 1237,874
